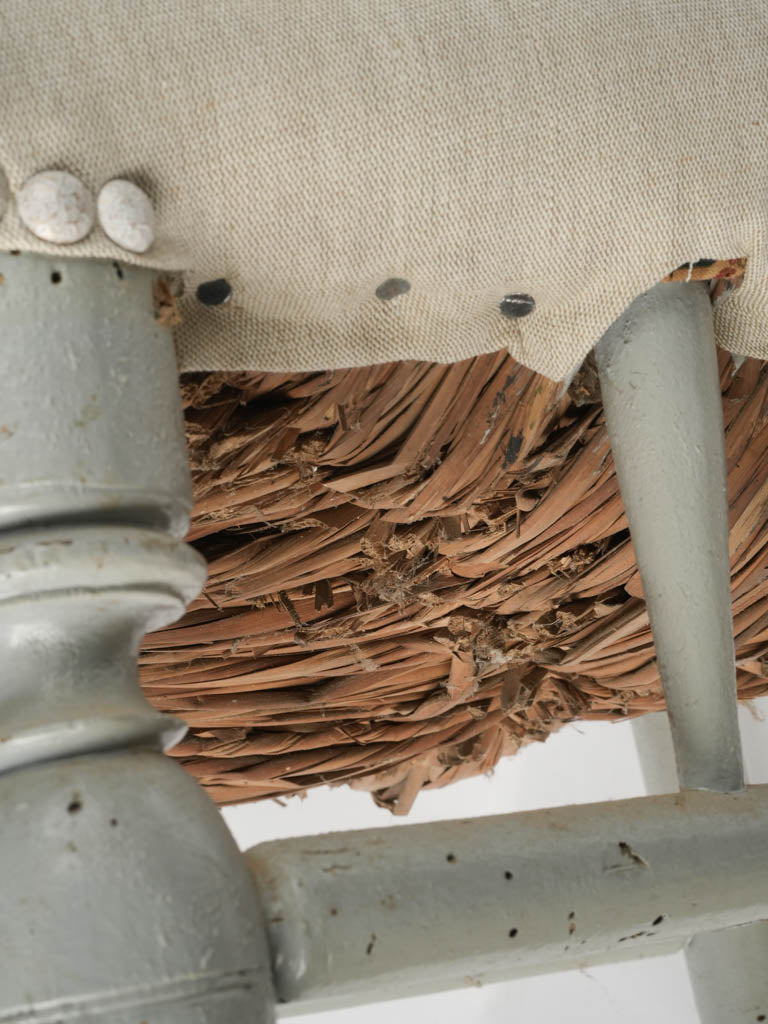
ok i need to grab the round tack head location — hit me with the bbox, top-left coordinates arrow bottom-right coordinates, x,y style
17,170 -> 95,244
376,277 -> 411,300
0,166 -> 9,223
97,179 -> 155,254
196,278 -> 232,306
500,293 -> 536,318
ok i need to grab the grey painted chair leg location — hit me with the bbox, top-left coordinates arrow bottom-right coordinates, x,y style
597,281 -> 767,1024
595,280 -> 743,795
0,253 -> 276,1023
2,256 -> 764,1022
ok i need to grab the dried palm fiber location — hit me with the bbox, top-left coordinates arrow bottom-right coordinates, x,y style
139,259 -> 762,815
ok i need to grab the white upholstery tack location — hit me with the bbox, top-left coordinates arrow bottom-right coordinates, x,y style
97,180 -> 155,254
16,171 -> 95,245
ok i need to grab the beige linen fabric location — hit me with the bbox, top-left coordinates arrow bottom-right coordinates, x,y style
0,0 -> 766,381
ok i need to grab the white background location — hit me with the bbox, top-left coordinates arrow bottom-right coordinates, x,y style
223,701 -> 768,1024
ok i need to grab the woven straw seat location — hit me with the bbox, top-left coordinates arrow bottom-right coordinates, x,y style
136,261 -> 765,814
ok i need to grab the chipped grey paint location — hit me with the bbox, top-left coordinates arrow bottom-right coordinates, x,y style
2,254 -> 763,1022
247,787 -> 768,1015
0,251 -> 192,536
0,253 -> 276,1022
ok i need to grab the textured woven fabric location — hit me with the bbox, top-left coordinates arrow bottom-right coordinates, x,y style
0,0 -> 766,381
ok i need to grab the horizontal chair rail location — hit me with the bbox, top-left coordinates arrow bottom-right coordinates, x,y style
247,785 -> 768,1015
